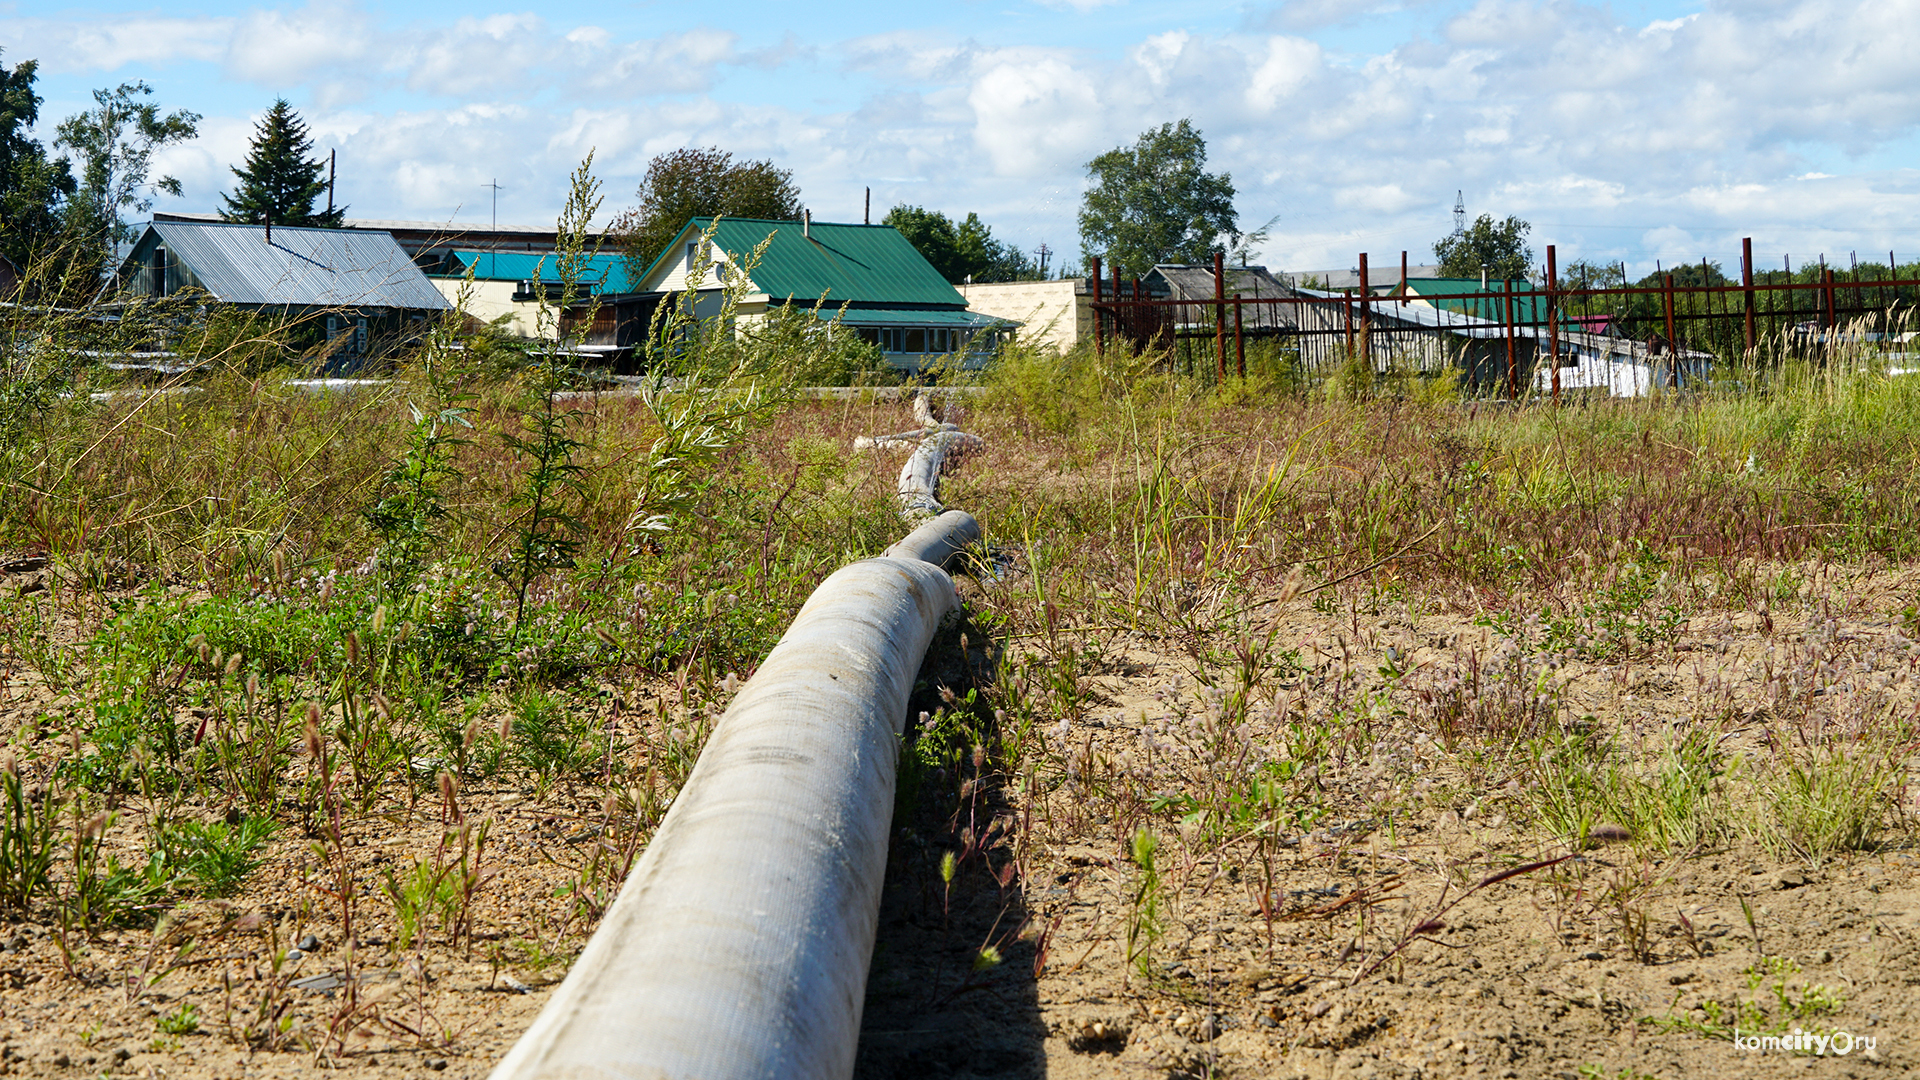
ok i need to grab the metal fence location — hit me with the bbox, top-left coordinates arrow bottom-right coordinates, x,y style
1087,241 -> 1920,398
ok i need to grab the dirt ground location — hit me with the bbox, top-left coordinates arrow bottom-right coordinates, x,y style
857,573 -> 1920,1079
2,558 -> 1918,1079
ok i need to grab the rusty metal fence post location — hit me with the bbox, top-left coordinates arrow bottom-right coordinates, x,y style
1357,252 -> 1371,374
1663,273 -> 1679,388
1212,251 -> 1227,384
1742,238 -> 1756,355
1232,293 -> 1245,379
1089,255 -> 1103,360
1547,245 -> 1560,404
1503,277 -> 1517,400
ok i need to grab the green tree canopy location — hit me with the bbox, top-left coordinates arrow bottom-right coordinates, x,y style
219,99 -> 343,228
54,81 -> 199,255
1077,119 -> 1238,280
0,51 -> 78,273
613,147 -> 803,282
883,205 -> 1038,284
1634,260 -> 1727,290
1433,213 -> 1534,281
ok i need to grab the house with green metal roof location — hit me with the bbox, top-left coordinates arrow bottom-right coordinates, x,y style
1389,277 -> 1564,328
623,216 -> 1016,371
426,249 -> 632,338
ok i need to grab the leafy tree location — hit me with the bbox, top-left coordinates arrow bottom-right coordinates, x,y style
612,147 -> 802,283
0,52 -> 78,272
54,81 -> 200,252
1433,213 -> 1534,281
219,99 -> 343,228
1559,258 -> 1625,291
1634,260 -> 1727,290
884,205 -> 1037,284
1077,119 -> 1238,280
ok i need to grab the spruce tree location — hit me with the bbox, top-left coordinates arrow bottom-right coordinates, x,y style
219,100 -> 343,228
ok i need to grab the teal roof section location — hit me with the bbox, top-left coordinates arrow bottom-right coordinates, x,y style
433,249 -> 631,292
1400,278 -> 1560,326
646,217 -> 967,308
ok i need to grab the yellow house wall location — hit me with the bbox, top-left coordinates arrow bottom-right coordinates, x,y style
430,278 -> 548,337
958,279 -> 1088,354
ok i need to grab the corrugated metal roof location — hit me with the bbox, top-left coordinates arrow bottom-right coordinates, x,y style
435,249 -> 630,291
642,218 -> 966,308
1398,278 -> 1554,326
1146,264 -> 1292,301
129,221 -> 450,310
1142,265 -> 1298,330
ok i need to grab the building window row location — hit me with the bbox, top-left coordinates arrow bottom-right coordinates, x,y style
855,326 -> 970,354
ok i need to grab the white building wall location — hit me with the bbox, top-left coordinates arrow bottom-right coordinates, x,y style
431,278 -> 544,336
958,280 -> 1088,354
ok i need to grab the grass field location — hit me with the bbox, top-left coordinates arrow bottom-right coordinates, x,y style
1,307 -> 1918,1079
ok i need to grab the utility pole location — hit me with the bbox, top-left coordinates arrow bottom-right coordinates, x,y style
327,149 -> 336,217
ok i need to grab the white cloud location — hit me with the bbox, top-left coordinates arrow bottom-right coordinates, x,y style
967,50 -> 1105,176
224,1 -> 372,84
0,17 -> 232,74
402,14 -> 553,97
22,0 -> 1920,270
1245,36 -> 1320,111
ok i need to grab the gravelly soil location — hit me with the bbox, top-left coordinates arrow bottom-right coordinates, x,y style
857,575 -> 1920,1079
3,558 -> 1918,1080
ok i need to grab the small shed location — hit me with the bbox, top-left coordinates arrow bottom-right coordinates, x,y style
115,220 -> 450,360
1142,264 -> 1297,331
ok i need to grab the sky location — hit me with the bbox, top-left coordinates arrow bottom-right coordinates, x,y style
8,0 -> 1920,278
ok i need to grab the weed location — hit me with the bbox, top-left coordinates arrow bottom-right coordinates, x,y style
163,816 -> 275,898
1648,956 -> 1843,1040
157,1002 -> 201,1035
1525,728 -> 1728,854
1753,748 -> 1893,860
1125,827 -> 1164,980
0,763 -> 58,913
511,690 -> 597,793
366,400 -> 472,596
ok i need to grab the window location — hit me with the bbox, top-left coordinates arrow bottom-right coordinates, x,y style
354,317 -> 368,354
904,328 -> 925,353
856,327 -> 880,346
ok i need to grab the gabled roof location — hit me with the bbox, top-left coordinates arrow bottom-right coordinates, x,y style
433,249 -> 630,292
1396,278 -> 1555,326
1142,265 -> 1298,329
637,217 -> 967,308
122,221 -> 449,310
1145,264 -> 1292,300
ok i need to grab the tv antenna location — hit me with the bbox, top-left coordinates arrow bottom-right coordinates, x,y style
483,179 -> 504,239
1453,191 -> 1466,237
